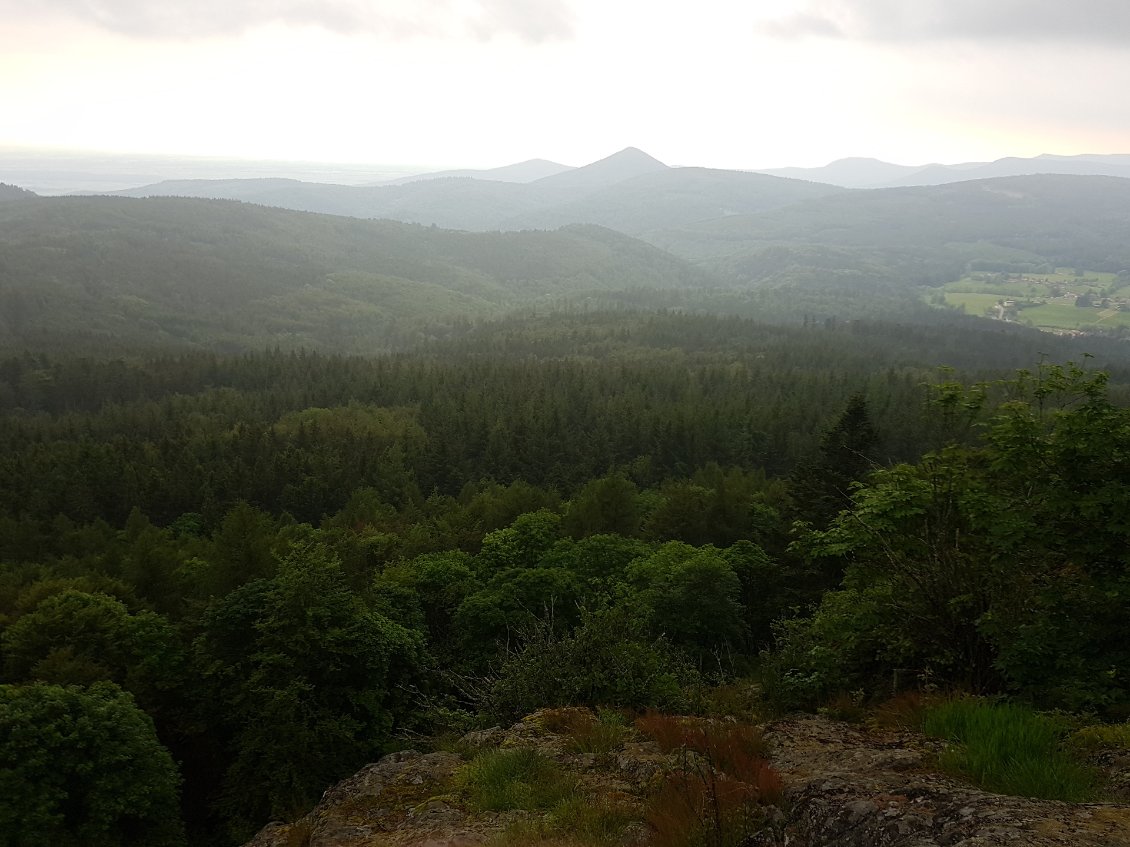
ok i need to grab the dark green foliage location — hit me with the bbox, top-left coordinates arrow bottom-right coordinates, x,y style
627,543 -> 748,663
563,475 -> 642,538
722,541 -> 789,648
486,607 -> 696,721
372,551 -> 480,652
194,543 -> 424,835
540,533 -> 652,589
0,682 -> 184,847
788,393 -> 878,531
1,591 -> 183,716
2,312 -> 1130,844
769,363 -> 1130,713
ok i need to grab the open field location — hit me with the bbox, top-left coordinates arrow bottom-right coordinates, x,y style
928,268 -> 1130,333
1020,303 -> 1130,331
943,292 -> 1008,315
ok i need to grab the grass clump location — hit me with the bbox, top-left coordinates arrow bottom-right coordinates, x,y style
491,797 -> 638,847
1068,722 -> 1130,753
539,707 -> 629,755
460,748 -> 577,812
921,698 -> 1096,801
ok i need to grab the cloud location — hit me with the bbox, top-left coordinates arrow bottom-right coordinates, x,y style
760,0 -> 1130,44
0,0 -> 574,41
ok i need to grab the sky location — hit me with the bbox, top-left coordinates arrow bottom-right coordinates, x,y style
1,0 -> 1128,171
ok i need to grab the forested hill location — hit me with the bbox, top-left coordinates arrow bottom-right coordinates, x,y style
107,164 -> 1130,296
0,195 -> 714,353
0,183 -> 35,201
652,174 -> 1130,282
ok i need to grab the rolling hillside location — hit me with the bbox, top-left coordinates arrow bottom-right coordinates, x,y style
0,196 -> 715,352
650,174 -> 1130,284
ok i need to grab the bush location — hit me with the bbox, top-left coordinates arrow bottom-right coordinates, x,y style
486,606 -> 697,721
0,682 -> 185,847
921,698 -> 1095,801
760,583 -> 907,711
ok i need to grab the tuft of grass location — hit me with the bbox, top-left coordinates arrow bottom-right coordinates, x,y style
549,796 -> 639,843
459,748 -> 577,811
1069,722 -> 1130,753
539,707 -> 629,755
921,698 -> 1096,801
870,691 -> 935,731
490,797 -> 639,847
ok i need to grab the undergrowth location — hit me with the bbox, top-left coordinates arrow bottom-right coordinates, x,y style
921,698 -> 1096,801
491,797 -> 639,846
460,748 -> 577,811
636,712 -> 782,847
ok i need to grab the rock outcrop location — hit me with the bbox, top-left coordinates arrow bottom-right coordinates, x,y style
763,716 -> 1130,846
245,712 -> 1130,847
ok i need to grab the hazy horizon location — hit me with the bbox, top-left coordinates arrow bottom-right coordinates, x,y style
2,1 -> 1128,173
6,143 -> 1130,197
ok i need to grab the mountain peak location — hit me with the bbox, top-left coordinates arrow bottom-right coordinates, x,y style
605,146 -> 667,166
534,147 -> 668,192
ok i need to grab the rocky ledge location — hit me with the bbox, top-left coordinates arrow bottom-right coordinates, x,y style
762,716 -> 1130,846
246,713 -> 1130,847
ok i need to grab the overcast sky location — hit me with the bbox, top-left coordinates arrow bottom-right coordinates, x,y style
1,0 -> 1127,170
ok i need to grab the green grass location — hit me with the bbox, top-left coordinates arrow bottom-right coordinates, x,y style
944,279 -> 1045,297
1069,722 -> 1130,753
491,798 -> 639,847
1019,303 -> 1130,330
942,292 -> 1008,315
459,748 -> 578,811
921,699 -> 1096,801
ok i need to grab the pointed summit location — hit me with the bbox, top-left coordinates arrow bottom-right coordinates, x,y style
535,147 -> 668,192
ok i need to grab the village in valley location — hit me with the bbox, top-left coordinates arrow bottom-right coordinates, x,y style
930,268 -> 1130,337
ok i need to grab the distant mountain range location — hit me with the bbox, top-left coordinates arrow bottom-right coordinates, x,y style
106,147 -> 843,233
377,158 -> 573,186
93,148 -> 1130,237
376,150 -> 1130,191
758,153 -> 1130,189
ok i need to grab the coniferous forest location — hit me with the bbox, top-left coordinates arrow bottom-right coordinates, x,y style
2,183 -> 1130,846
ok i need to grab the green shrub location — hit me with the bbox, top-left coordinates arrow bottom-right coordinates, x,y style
486,606 -> 696,721
921,698 -> 1095,801
459,748 -> 576,811
0,682 -> 185,847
